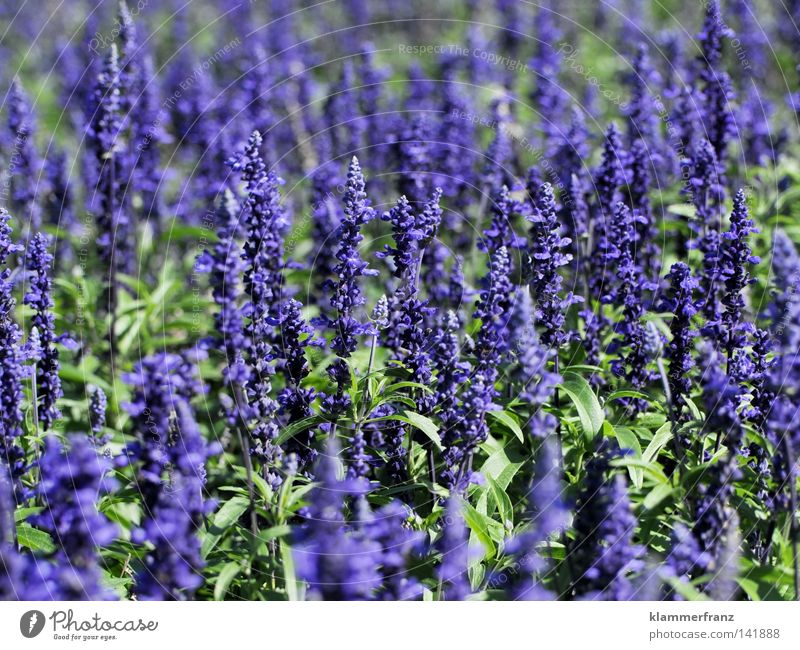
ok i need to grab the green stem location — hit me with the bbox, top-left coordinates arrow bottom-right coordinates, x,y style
232,384 -> 258,539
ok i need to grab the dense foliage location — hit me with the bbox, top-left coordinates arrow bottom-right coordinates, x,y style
1,0 -> 800,601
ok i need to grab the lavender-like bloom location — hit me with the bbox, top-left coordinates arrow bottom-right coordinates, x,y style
195,190 -> 247,384
23,233 -> 62,430
277,298 -> 323,470
367,403 -> 408,483
768,232 -> 800,389
347,426 -> 372,480
609,203 -> 656,408
508,291 -> 561,437
625,45 -> 662,164
502,438 -> 569,599
744,329 -> 773,428
473,246 -> 514,390
43,150 -> 75,259
88,385 -> 108,446
460,23 -> 491,85
235,43 -> 275,144
696,1 -> 735,162
420,243 -> 452,316
687,139 -> 725,233
377,195 -> 421,281
356,44 -> 388,169
672,87 -> 699,172
628,138 -> 659,280
698,344 -> 745,454
571,450 -> 644,600
276,298 -> 322,419
0,210 -> 26,494
529,6 -> 566,156
309,157 -> 342,311
687,460 -> 739,583
6,80 -> 41,232
716,189 -> 760,360
122,352 -> 207,509
132,54 -> 166,229
87,44 -> 133,283
764,395 -> 800,513
363,501 -> 423,600
579,307 -> 609,388
556,110 -> 591,262
740,86 -> 784,167
480,99 -> 514,191
135,400 -> 218,601
554,106 -> 590,184
436,497 -> 472,600
594,123 -> 626,221
293,441 -> 381,600
495,0 -> 523,60
440,372 -> 493,490
416,187 -> 443,249
231,132 -> 286,480
117,1 -> 139,118
437,76 -> 475,202
448,254 -> 468,317
660,263 -> 699,420
395,112 -> 432,204
319,158 -> 378,419
527,182 -> 579,348
325,61 -> 363,158
481,185 -> 521,255
685,140 -> 726,322
385,283 -> 436,417
324,157 -> 378,359
434,311 -> 469,423
662,522 -> 711,599
235,130 -> 288,351
590,124 -> 626,296
35,435 -> 118,600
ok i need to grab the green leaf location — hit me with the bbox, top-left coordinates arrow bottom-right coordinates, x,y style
16,524 -> 56,554
382,381 -> 434,395
486,409 -> 525,444
276,416 -> 325,446
461,501 -> 497,559
280,540 -> 301,601
665,576 -> 710,601
479,444 -> 524,491
683,397 -> 702,421
643,422 -> 673,464
642,483 -> 676,511
214,562 -> 241,601
667,203 -> 697,218
606,389 -> 651,403
563,364 -> 604,374
258,525 -> 291,543
201,496 -> 250,559
388,411 -> 442,450
559,372 -> 604,438
736,577 -> 761,601
486,475 -> 513,526
609,423 -> 643,488
610,457 -> 669,484
636,412 -> 667,429
13,507 -> 43,522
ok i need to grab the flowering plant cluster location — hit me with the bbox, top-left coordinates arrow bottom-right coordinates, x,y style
1,0 -> 800,602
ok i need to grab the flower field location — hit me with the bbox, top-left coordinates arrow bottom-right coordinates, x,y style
1,0 -> 800,602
